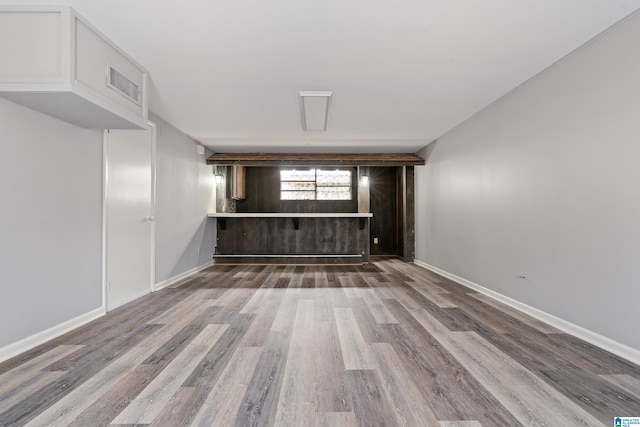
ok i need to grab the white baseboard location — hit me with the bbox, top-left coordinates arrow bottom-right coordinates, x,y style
413,260 -> 640,366
0,306 -> 106,364
154,260 -> 214,292
0,263 -> 215,364
108,289 -> 152,311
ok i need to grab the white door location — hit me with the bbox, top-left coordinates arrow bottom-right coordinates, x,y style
104,122 -> 156,310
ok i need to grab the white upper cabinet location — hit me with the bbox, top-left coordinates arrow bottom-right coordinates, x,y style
0,5 -> 148,129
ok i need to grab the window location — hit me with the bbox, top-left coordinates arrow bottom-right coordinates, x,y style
280,169 -> 352,200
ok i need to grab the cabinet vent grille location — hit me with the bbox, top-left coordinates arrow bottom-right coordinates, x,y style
108,67 -> 140,104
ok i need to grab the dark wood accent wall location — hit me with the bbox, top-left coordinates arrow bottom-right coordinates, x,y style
396,167 -> 405,258
215,217 -> 368,257
213,164 -> 417,264
369,167 -> 398,255
235,167 -> 357,213
402,166 -> 416,262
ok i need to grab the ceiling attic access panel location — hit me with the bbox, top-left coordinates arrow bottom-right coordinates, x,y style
0,5 -> 148,129
206,152 -> 425,167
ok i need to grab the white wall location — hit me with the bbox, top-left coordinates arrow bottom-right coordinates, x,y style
0,98 -> 103,349
0,101 -> 215,359
151,112 -> 216,284
415,11 -> 640,354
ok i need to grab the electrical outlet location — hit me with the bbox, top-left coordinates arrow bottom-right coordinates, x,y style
373,237 -> 379,244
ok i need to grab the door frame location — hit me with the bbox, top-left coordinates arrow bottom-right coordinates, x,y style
102,121 -> 157,312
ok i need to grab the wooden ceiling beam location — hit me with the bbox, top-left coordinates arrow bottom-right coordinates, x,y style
206,152 -> 425,166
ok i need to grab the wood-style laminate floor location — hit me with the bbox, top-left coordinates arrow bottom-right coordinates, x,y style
1,259 -> 639,426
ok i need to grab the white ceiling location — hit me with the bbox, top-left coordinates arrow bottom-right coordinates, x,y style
4,1 -> 640,153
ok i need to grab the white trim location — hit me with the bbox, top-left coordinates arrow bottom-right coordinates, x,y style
413,260 -> 640,366
0,307 -> 105,364
107,289 -> 151,311
148,121 -> 157,296
154,261 -> 214,292
102,130 -> 109,311
0,258 -> 211,363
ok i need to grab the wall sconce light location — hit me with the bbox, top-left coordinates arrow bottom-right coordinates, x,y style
360,174 -> 369,185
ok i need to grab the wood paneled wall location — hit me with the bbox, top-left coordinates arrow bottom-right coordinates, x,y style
215,165 -> 415,262
369,167 -> 398,256
215,217 -> 367,256
236,167 -> 358,213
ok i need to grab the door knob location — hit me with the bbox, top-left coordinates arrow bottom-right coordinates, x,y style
145,216 -> 154,222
